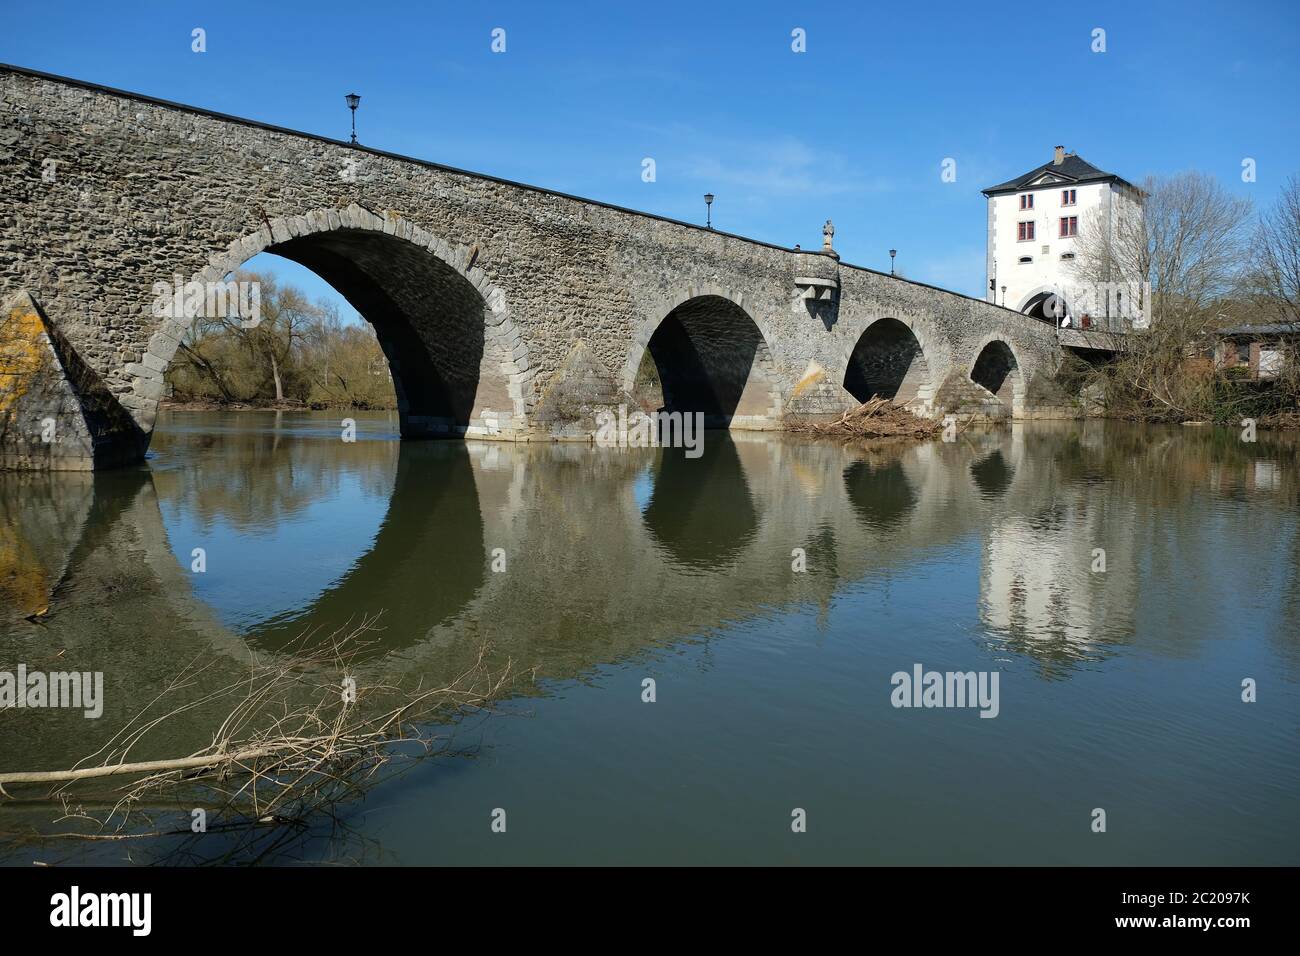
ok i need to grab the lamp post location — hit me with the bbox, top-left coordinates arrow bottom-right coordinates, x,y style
345,93 -> 361,144
704,193 -> 714,229
889,249 -> 897,276
1000,285 -> 1007,307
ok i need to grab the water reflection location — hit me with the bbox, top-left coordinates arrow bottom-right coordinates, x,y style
842,456 -> 917,531
248,442 -> 486,656
969,449 -> 1013,499
642,436 -> 758,569
980,503 -> 1139,674
0,474 -> 93,621
152,417 -> 397,535
977,423 -> 1300,674
3,415 -> 1300,864
4,417 -> 1298,682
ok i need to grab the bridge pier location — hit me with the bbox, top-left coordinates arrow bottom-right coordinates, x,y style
0,292 -> 147,470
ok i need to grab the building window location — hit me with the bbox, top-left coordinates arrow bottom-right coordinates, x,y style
1019,194 -> 1034,210
1018,256 -> 1033,264
1018,221 -> 1036,241
1062,189 -> 1077,206
1059,216 -> 1078,238
1237,342 -> 1250,363
1060,252 -> 1076,261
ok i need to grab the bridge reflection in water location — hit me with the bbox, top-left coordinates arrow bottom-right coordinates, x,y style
4,413 -> 1299,711
2,415 -> 1299,864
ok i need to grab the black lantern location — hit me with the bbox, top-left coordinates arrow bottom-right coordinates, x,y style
345,93 -> 361,144
704,193 -> 714,229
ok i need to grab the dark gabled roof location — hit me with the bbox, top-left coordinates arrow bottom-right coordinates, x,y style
982,153 -> 1137,196
1216,323 -> 1300,337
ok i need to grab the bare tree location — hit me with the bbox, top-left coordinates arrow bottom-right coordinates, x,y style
168,271 -> 322,405
165,271 -> 395,410
1073,171 -> 1254,323
299,302 -> 395,409
240,274 -> 309,403
1254,173 -> 1300,320
1070,172 -> 1256,418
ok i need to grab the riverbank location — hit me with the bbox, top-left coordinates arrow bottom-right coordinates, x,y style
158,398 -> 1300,435
161,399 -> 395,413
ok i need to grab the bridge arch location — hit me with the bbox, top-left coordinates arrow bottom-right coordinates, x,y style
840,316 -> 937,409
129,205 -> 533,439
969,334 -> 1026,415
623,287 -> 783,429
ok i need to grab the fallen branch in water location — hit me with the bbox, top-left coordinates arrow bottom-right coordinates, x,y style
787,397 -> 942,441
0,746 -> 322,787
0,617 -> 521,863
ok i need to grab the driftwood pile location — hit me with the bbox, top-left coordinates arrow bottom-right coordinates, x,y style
787,397 -> 941,441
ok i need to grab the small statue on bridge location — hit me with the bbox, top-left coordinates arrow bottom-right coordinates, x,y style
822,219 -> 835,253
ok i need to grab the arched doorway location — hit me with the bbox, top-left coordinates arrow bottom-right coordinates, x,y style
1020,290 -> 1071,326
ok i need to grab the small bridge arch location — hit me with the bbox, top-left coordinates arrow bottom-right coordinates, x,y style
969,333 -> 1027,415
624,287 -> 784,429
840,315 -> 940,411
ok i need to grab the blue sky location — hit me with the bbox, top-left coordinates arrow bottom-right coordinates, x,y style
4,0 -> 1297,307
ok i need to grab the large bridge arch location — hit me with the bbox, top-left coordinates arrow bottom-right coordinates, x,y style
623,287 -> 783,429
131,206 -> 533,440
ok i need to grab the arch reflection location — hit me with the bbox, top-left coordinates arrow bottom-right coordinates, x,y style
248,441 -> 485,657
641,435 -> 758,569
842,457 -> 917,532
969,449 -> 1014,499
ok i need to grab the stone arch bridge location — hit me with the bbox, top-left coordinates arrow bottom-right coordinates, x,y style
0,64 -> 1078,469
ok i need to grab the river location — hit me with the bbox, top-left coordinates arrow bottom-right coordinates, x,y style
1,412 -> 1297,864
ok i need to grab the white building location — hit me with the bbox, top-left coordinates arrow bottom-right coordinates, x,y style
983,146 -> 1143,328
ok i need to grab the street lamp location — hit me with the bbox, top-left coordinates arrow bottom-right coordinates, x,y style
704,193 -> 714,229
1000,285 -> 1007,307
889,249 -> 897,275
345,93 -> 361,144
